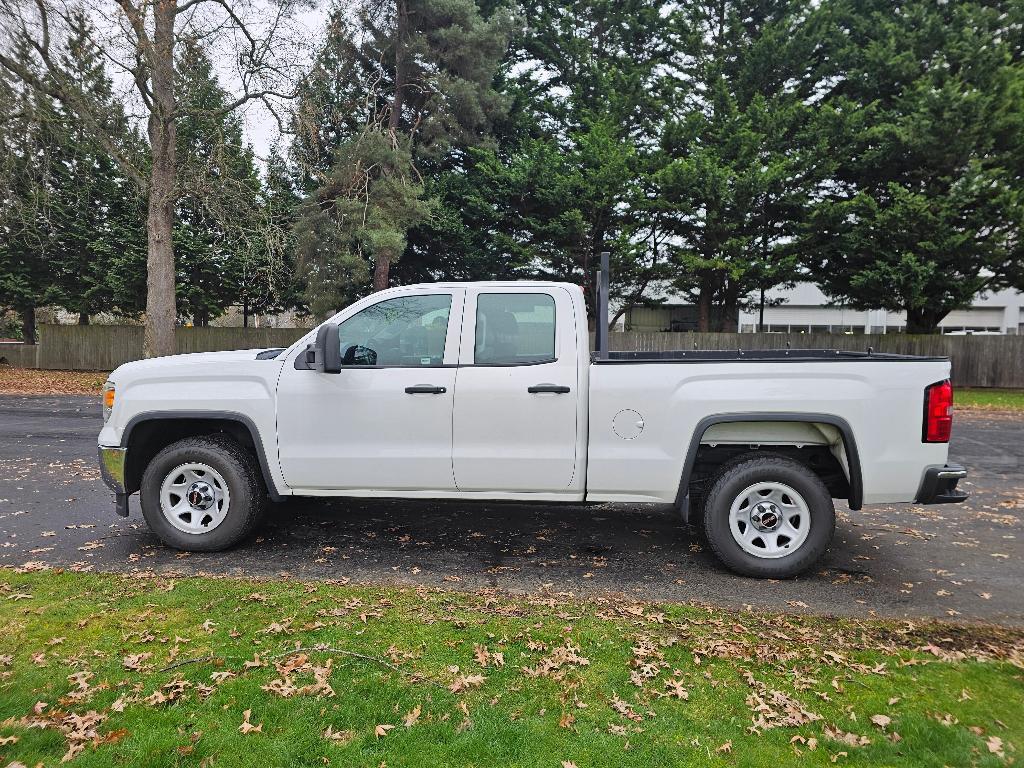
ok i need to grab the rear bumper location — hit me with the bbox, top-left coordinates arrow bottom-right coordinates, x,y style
98,446 -> 130,517
915,463 -> 969,505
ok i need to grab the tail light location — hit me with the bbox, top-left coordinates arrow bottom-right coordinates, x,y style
923,379 -> 953,443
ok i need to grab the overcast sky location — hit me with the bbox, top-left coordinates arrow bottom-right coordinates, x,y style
82,0 -> 329,165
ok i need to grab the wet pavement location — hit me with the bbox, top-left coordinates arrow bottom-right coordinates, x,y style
1,395 -> 1021,625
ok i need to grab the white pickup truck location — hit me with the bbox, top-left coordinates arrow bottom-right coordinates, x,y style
98,276 -> 967,578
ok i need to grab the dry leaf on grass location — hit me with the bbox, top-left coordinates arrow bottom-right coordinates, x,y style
238,709 -> 262,734
664,679 -> 689,700
449,673 -> 486,693
987,736 -> 1005,757
122,653 -> 152,671
403,705 -> 421,728
323,725 -> 352,744
869,714 -> 891,729
375,723 -> 395,738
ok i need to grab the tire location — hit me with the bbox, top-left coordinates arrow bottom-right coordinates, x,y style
140,435 -> 267,551
702,454 -> 835,578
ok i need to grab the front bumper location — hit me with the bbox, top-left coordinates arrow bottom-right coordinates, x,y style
915,463 -> 969,505
98,446 -> 129,517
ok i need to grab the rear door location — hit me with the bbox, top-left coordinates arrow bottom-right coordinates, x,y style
451,287 -> 581,492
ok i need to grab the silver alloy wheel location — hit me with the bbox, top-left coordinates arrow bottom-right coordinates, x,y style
728,481 -> 811,559
158,462 -> 231,535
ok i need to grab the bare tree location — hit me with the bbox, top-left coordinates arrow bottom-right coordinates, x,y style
0,0 -> 306,355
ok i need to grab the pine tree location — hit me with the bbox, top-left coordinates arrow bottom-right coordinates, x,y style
657,0 -> 820,331
806,0 -> 1024,333
173,38 -> 282,326
489,0 -> 675,324
46,10 -> 146,323
0,38 -> 57,343
291,0 -> 517,315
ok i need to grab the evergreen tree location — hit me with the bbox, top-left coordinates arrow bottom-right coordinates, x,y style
488,0 -> 675,323
0,38 -> 57,343
657,0 -> 821,331
806,0 -> 1024,333
291,0 -> 517,315
240,146 -> 304,326
47,10 -> 146,323
173,38 -> 286,326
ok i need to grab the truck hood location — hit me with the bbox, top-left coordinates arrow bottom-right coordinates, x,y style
108,348 -> 283,384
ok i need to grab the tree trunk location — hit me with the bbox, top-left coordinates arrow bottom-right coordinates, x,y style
242,298 -> 249,328
697,276 -> 713,332
78,311 -> 89,325
143,0 -> 178,358
905,306 -> 946,334
372,256 -> 390,291
372,0 -> 409,293
20,307 -> 36,345
720,281 -> 739,333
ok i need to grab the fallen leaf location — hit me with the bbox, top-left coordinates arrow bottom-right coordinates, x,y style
716,741 -> 732,754
403,705 -> 421,728
375,724 -> 395,738
561,762 -> 578,768
664,679 -> 689,700
323,725 -> 352,744
123,652 -> 153,671
239,709 -> 262,734
449,673 -> 486,693
870,714 -> 891,729
987,736 -> 1004,757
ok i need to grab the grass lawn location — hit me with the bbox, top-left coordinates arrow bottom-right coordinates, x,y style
957,388 -> 1024,412
0,568 -> 1020,767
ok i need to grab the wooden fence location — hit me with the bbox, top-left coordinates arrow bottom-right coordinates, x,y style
15,325 -> 309,372
600,332 -> 1024,388
1,325 -> 1022,387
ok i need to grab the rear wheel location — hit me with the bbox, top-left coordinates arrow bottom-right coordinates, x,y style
140,435 -> 266,551
703,455 -> 835,578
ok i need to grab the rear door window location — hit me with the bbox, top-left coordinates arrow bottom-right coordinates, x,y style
474,293 -> 556,365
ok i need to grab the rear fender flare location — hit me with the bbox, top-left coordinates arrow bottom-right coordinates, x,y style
674,412 -> 863,522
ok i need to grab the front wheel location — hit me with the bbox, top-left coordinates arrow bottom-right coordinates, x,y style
703,455 -> 835,578
140,435 -> 267,551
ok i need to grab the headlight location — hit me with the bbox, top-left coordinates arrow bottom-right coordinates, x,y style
102,382 -> 115,422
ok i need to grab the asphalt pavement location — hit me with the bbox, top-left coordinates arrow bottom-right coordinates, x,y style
1,395 -> 1021,625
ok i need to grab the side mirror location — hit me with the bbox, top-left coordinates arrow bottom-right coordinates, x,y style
312,324 -> 342,374
342,344 -> 378,366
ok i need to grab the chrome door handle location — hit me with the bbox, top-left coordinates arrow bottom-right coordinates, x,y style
527,384 -> 570,394
405,385 -> 447,394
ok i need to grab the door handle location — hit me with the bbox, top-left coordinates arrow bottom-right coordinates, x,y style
527,384 -> 571,394
405,384 -> 447,394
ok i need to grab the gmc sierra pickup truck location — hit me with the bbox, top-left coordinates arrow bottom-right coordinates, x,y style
98,269 -> 968,578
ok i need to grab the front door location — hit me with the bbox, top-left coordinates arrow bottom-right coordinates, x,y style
277,289 -> 463,491
452,287 -> 581,492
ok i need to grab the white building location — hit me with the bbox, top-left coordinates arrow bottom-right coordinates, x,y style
620,283 -> 1024,334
